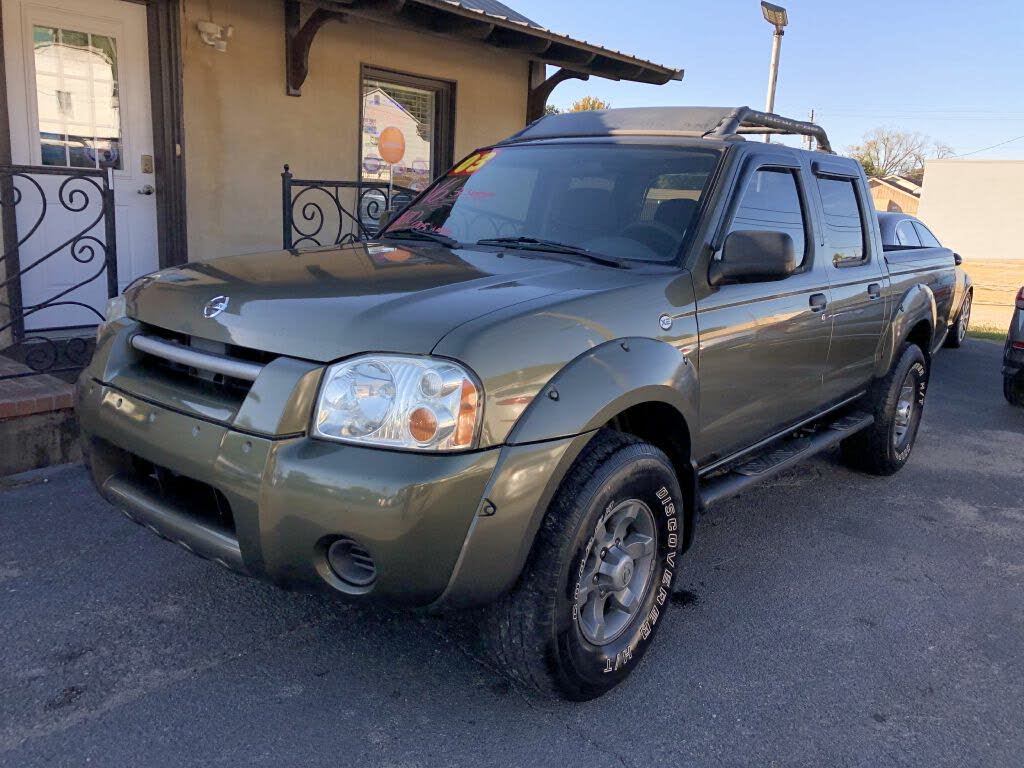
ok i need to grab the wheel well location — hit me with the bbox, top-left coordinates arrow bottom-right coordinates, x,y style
604,401 -> 697,550
907,319 -> 933,362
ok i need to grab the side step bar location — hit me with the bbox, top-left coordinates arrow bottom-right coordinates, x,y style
103,475 -> 247,574
700,412 -> 874,509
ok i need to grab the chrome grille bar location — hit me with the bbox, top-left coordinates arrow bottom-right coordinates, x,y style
130,334 -> 264,382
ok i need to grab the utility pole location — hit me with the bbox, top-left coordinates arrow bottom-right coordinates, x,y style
806,108 -> 816,151
760,3 -> 788,142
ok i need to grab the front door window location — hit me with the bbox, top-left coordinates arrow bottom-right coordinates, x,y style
33,25 -> 122,170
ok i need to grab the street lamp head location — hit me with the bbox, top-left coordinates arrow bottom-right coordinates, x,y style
761,1 -> 788,30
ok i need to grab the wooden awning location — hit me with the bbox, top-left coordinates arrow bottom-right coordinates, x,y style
285,0 -> 683,96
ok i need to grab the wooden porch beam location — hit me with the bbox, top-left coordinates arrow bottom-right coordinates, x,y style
285,0 -> 347,96
526,68 -> 589,123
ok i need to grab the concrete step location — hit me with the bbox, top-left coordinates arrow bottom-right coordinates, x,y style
0,355 -> 80,477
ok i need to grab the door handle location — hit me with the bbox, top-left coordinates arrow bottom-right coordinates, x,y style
809,293 -> 828,312
867,282 -> 881,300
138,184 -> 155,196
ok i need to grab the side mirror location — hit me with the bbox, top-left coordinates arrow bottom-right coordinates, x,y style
709,230 -> 797,286
953,252 -> 963,266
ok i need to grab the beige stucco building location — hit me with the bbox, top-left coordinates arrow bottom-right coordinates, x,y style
917,159 -> 1024,261
0,0 -> 680,346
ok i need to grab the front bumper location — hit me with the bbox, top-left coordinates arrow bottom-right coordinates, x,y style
77,377 -> 588,607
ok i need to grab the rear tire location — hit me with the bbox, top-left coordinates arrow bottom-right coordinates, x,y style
1006,375 -> 1024,407
842,342 -> 928,476
945,290 -> 972,349
481,430 -> 685,700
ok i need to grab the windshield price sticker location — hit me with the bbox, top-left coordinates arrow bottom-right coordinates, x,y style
450,150 -> 498,176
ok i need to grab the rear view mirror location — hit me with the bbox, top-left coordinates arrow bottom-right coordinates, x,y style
709,230 -> 796,286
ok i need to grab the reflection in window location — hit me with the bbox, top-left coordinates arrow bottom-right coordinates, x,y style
729,169 -> 807,266
34,25 -> 122,170
361,78 -> 435,191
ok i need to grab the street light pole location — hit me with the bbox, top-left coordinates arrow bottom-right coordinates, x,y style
760,2 -> 788,142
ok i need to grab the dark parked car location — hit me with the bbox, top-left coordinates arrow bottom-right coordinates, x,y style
876,212 -> 973,348
80,107 -> 958,700
1004,286 -> 1024,406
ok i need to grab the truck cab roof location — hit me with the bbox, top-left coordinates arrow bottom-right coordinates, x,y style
500,106 -> 834,154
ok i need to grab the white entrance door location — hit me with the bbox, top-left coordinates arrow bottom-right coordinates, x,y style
2,0 -> 158,330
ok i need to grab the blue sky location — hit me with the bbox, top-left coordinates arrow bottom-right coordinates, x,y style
511,0 -> 1024,159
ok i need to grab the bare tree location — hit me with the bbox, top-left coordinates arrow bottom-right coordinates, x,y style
846,127 -> 953,182
569,96 -> 611,112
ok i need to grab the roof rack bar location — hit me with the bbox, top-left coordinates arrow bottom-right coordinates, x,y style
708,106 -> 833,153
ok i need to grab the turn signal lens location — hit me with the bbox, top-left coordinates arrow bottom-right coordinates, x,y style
409,406 -> 438,443
455,379 -> 479,447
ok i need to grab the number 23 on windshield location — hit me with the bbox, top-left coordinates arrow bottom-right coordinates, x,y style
451,151 -> 498,176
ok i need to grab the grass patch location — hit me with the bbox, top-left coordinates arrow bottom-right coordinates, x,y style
967,324 -> 1008,343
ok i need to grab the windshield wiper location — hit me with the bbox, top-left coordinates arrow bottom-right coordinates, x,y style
381,228 -> 461,248
475,237 -> 623,268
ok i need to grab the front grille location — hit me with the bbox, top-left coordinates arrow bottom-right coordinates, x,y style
131,324 -> 277,401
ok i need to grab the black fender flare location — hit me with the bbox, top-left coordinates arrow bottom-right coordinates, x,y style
506,336 -> 698,446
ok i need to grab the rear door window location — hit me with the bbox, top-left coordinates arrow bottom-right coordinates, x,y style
817,176 -> 867,265
727,168 -> 807,266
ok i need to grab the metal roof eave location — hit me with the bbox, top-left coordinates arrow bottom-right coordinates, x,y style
302,0 -> 683,85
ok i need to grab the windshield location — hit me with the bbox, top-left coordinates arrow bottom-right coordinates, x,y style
384,143 -> 721,263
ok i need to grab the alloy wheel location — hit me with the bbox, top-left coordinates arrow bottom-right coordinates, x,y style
893,373 -> 918,448
575,498 -> 657,645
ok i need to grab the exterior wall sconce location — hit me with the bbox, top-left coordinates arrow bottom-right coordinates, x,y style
197,20 -> 233,52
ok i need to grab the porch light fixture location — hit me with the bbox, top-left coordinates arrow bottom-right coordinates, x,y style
197,20 -> 233,52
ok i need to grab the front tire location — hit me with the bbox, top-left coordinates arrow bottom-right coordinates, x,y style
945,290 -> 972,348
842,342 -> 929,475
482,430 -> 685,700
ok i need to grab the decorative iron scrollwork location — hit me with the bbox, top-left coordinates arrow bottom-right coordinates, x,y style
0,164 -> 116,380
282,165 -> 416,250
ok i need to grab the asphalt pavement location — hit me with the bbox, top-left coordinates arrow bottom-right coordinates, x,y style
2,338 -> 1022,767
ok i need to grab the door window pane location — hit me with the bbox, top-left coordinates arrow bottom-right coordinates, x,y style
361,77 -> 436,192
913,222 -> 941,247
728,168 -> 807,265
896,220 -> 920,246
817,177 -> 867,264
33,25 -> 122,170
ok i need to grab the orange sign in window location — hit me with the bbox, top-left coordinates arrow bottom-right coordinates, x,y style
450,150 -> 498,176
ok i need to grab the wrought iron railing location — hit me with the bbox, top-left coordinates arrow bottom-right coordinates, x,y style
0,164 -> 117,380
281,164 -> 417,249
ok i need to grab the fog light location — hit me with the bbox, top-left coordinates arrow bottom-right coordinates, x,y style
327,538 -> 376,587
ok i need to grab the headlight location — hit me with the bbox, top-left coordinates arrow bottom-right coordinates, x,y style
313,355 -> 481,451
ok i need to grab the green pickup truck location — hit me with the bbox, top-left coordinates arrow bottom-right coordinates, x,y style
78,107 -> 961,700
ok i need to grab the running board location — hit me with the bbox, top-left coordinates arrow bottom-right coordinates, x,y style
700,412 -> 874,509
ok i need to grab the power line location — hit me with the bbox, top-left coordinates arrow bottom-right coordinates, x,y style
954,134 -> 1024,158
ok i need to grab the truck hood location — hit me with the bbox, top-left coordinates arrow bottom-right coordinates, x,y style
126,241 -> 620,362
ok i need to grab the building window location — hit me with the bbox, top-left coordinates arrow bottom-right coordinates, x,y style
360,67 -> 454,192
33,25 -> 122,170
